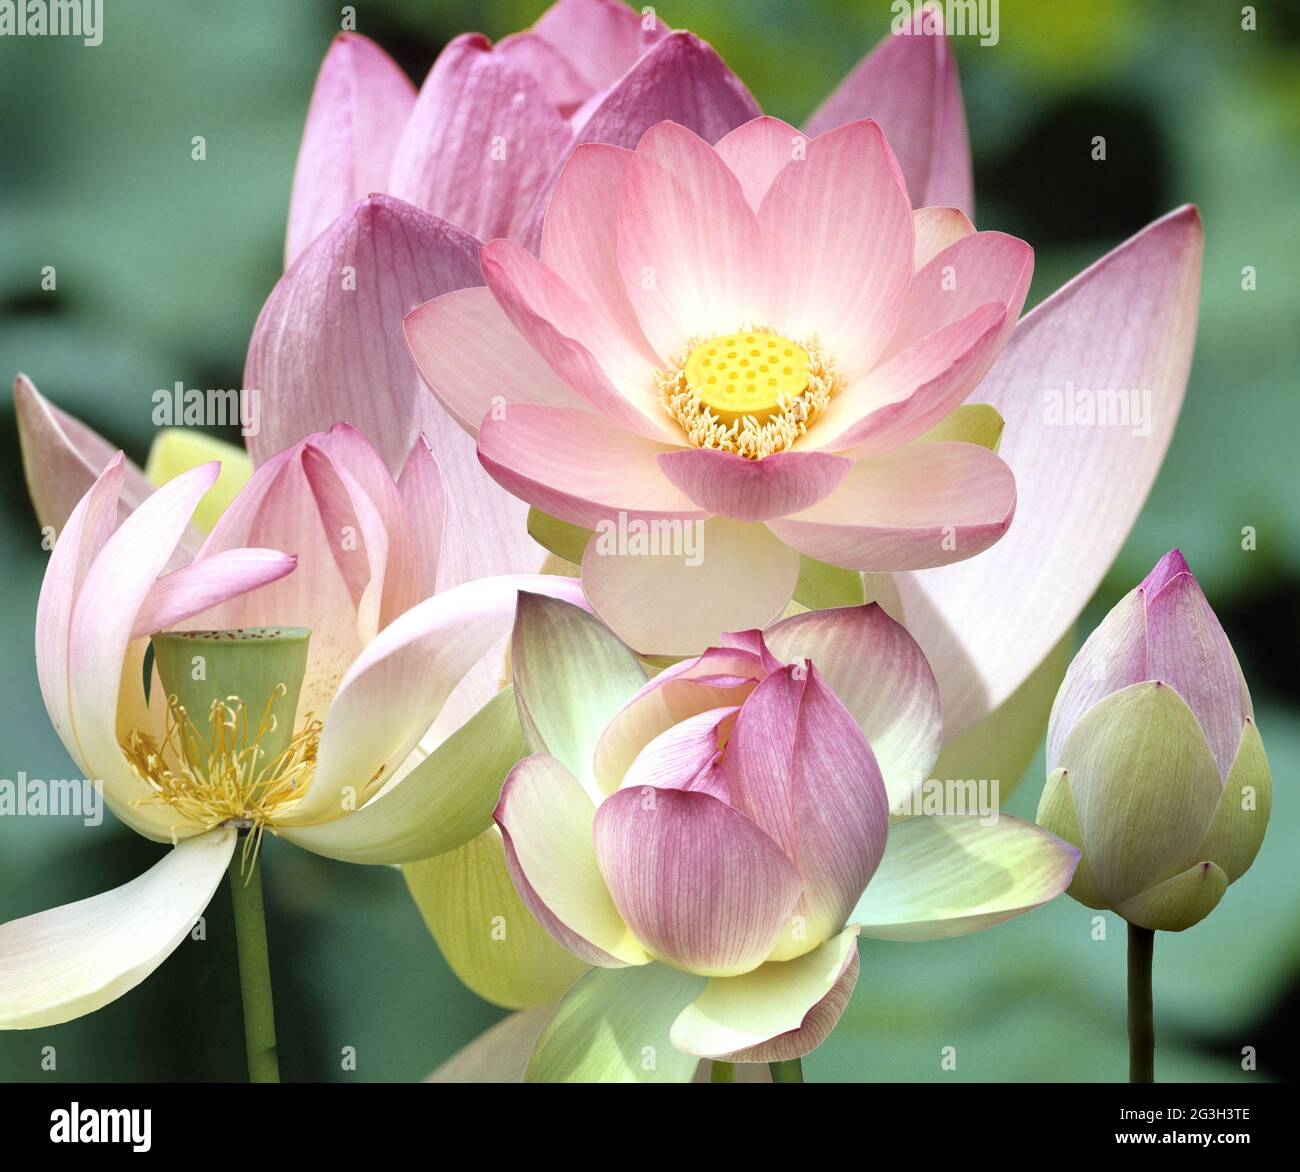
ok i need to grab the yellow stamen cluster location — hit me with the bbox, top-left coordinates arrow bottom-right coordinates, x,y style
122,687 -> 320,864
656,328 -> 841,459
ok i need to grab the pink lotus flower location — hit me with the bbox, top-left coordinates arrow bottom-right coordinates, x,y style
0,429 -> 584,1028
406,116 -> 1031,655
1038,550 -> 1271,931
494,593 -> 1077,1078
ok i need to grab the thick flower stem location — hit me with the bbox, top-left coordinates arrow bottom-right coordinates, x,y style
228,847 -> 280,1084
1127,923 -> 1155,1083
769,1058 -> 804,1083
710,1060 -> 735,1083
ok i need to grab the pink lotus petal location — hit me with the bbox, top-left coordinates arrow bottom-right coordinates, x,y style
764,604 -> 942,806
532,0 -> 669,95
593,786 -> 801,976
912,206 -> 975,270
540,144 -> 658,362
884,230 -> 1033,361
388,34 -> 571,244
404,285 -> 587,436
396,435 -> 447,600
582,517 -> 800,656
620,706 -> 738,795
813,302 -> 1007,455
245,194 -> 537,588
758,119 -> 914,379
656,449 -> 852,521
478,403 -> 703,529
805,18 -> 973,216
480,238 -> 675,440
285,34 -> 416,266
718,629 -> 783,673
131,548 -> 297,641
714,115 -> 804,210
493,30 -> 591,117
1140,547 -> 1191,596
724,666 -> 889,952
768,441 -> 1015,572
618,121 -> 767,363
894,207 -> 1203,739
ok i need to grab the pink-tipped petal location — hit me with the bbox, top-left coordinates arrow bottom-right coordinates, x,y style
913,205 -> 975,271
583,517 -> 800,656
620,706 -> 738,795
532,0 -> 668,94
724,666 -> 890,954
245,194 -> 537,587
656,449 -> 852,522
131,549 -> 297,641
768,441 -> 1016,572
805,17 -> 973,215
480,238 -> 674,440
493,30 -> 591,116
618,121 -> 767,363
593,785 -> 801,977
496,753 -> 649,967
388,33 -> 570,244
396,435 -> 447,600
758,119 -> 914,379
477,403 -> 703,529
285,34 -> 416,266
765,604 -> 942,807
894,207 -> 1204,739
404,285 -> 587,436
713,115 -> 805,210
813,302 -> 1008,455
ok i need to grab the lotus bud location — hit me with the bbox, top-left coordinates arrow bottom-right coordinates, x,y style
1037,550 -> 1270,931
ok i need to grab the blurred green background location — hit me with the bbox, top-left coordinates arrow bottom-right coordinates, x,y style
1,0 -> 1297,1082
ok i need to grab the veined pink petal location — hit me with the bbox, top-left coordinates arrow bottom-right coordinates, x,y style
532,0 -> 668,95
286,575 -> 589,826
764,604 -> 942,807
540,144 -> 658,362
1145,570 -> 1249,779
35,454 -> 125,767
724,666 -> 889,955
14,375 -> 192,552
885,230 -> 1033,362
396,435 -> 447,600
477,403 -> 703,529
493,30 -> 591,117
285,34 -> 416,266
387,34 -> 571,244
812,302 -> 1007,455
656,449 -> 851,521
913,206 -> 975,270
718,629 -> 784,673
714,115 -> 804,211
481,238 -> 675,440
758,119 -> 914,379
245,194 -> 537,588
131,549 -> 297,641
894,207 -> 1204,739
582,517 -> 800,656
769,441 -> 1015,572
805,16 -> 973,215
593,785 -> 802,977
620,706 -> 738,795
1140,546 -> 1190,596
618,121 -> 767,363
404,285 -> 587,436
496,753 -> 649,967
593,648 -> 765,793
1046,589 -> 1148,771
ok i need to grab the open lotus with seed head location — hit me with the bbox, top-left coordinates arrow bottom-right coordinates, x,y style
467,593 -> 1077,1081
1037,550 -> 1271,933
0,429 -> 586,1031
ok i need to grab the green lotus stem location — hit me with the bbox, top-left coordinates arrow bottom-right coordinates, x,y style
228,848 -> 280,1083
1127,923 -> 1155,1083
769,1058 -> 804,1083
710,1060 -> 735,1083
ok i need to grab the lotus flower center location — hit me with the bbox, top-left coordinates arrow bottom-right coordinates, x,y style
656,327 -> 841,459
684,332 -> 810,419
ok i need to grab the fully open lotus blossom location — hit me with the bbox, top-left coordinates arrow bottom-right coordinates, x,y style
406,116 -> 1031,655
1037,550 -> 1271,933
0,431 -> 587,1029
478,592 -> 1077,1080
